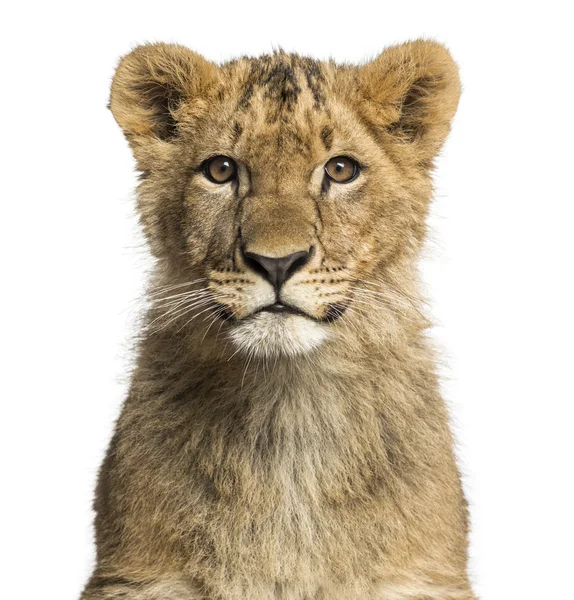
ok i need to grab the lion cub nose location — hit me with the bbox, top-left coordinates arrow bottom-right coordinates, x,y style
242,248 -> 312,290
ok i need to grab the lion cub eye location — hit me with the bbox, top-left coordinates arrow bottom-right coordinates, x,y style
204,155 -> 238,184
324,156 -> 359,183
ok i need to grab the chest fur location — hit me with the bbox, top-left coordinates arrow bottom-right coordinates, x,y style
112,366 -> 449,587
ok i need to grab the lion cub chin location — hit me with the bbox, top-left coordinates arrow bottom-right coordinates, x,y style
229,312 -> 331,358
81,40 -> 476,600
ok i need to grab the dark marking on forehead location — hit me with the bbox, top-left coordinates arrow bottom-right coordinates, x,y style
321,126 -> 334,151
231,121 -> 243,146
299,56 -> 326,108
236,52 -> 326,114
262,62 -> 301,110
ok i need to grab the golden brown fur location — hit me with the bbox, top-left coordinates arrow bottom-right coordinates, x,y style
82,40 -> 475,599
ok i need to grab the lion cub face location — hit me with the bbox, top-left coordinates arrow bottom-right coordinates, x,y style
110,42 -> 460,357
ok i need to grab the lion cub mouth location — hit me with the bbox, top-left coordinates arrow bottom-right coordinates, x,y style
258,302 -> 305,316
257,302 -> 346,322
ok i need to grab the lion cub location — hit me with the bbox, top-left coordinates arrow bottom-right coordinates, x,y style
82,40 -> 476,600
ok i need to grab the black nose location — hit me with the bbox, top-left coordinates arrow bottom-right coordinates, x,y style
242,248 -> 312,290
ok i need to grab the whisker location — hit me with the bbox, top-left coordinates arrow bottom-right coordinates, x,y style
147,296 -> 215,330
351,288 -> 428,323
241,347 -> 255,389
343,270 -> 427,311
151,291 -> 213,313
201,307 -> 228,343
151,288 -> 212,306
175,302 -> 223,335
348,293 -> 422,326
339,268 -> 428,324
147,278 -> 207,298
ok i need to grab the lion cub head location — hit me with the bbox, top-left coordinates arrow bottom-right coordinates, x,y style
110,41 -> 460,358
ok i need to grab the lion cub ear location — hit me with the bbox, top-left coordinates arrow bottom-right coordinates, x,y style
109,43 -> 218,152
358,40 -> 461,163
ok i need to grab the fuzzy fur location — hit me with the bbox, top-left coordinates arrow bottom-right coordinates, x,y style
82,40 -> 475,599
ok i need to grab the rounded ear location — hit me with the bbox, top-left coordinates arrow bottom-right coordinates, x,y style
109,43 -> 219,150
358,39 -> 461,162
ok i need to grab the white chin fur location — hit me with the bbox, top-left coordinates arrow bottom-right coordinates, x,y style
229,312 -> 330,358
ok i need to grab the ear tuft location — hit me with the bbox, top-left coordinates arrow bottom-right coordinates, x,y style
359,40 -> 461,161
109,43 -> 218,147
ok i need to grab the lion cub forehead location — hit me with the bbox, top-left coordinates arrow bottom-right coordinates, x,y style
214,53 -> 343,163
224,51 -> 332,115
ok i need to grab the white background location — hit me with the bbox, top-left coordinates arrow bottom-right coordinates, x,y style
1,1 -> 572,599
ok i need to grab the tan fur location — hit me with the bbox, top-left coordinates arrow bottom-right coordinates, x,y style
82,40 -> 475,599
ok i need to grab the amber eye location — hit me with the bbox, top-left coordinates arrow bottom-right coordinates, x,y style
204,155 -> 237,184
324,156 -> 359,183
